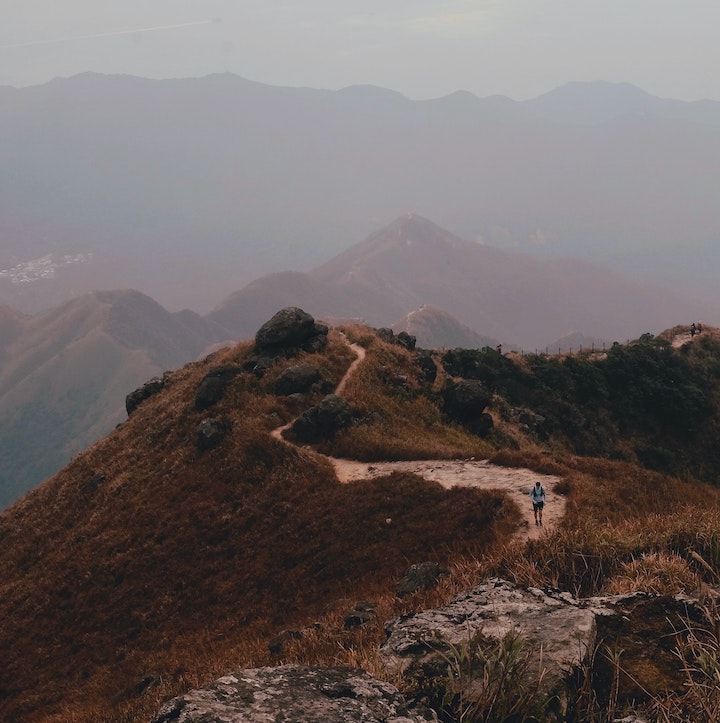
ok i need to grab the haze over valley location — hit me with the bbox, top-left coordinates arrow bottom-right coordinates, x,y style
1,73 -> 719,317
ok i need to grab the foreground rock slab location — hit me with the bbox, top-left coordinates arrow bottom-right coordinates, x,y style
380,578 -> 599,717
150,665 -> 438,723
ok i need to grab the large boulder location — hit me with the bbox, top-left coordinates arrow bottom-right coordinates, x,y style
288,394 -> 357,442
380,578 -> 599,719
150,665 -> 438,722
255,307 -> 328,356
380,578 -> 710,720
274,363 -> 321,396
194,365 -> 243,410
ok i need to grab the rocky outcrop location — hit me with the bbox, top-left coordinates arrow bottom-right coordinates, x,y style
149,579 -> 710,722
375,327 -> 417,350
274,363 -> 321,396
255,307 -> 328,356
150,665 -> 438,723
380,578 -> 599,719
287,394 -> 357,442
194,365 -> 243,410
441,378 -> 493,435
125,376 -> 165,415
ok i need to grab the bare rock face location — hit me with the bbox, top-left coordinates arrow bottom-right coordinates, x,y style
150,665 -> 438,723
380,578 -> 599,719
255,307 -> 328,356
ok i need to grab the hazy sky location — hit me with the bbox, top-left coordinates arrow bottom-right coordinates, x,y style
2,0 -> 719,100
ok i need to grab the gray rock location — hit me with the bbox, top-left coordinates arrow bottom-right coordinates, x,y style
397,331 -> 416,350
194,365 -> 243,410
380,578 -> 600,718
196,417 -> 232,451
125,376 -> 165,415
274,363 -> 321,396
255,307 -> 328,356
289,394 -> 357,442
376,327 -> 395,343
150,665 -> 438,722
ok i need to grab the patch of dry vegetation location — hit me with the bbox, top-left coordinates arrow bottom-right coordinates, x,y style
320,329 -> 492,461
5,325 -> 720,722
0,331 -> 520,722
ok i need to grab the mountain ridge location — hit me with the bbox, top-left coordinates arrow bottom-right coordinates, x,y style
2,72 -> 719,313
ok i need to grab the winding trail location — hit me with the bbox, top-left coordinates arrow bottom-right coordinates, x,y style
273,337 -> 564,540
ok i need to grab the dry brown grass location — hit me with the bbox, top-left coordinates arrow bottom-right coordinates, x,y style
0,332 -> 522,722
318,332 -> 493,461
5,326 -> 720,721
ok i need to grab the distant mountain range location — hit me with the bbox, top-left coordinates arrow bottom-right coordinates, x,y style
1,72 -> 719,315
1,214 -> 714,508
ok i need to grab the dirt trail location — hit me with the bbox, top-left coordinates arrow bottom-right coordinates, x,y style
273,337 -> 564,540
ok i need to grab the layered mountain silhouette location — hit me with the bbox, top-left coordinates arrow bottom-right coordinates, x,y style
1,73 -> 719,314
210,214 -> 712,350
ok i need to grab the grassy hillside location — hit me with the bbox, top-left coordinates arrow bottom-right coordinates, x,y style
2,322 -> 720,721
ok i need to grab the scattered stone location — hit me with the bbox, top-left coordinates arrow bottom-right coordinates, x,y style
274,363 -> 321,396
396,562 -> 443,597
255,307 -> 328,356
196,417 -> 232,451
194,365 -> 243,410
344,601 -> 378,628
288,394 -> 357,442
150,665 -> 438,722
126,376 -> 165,415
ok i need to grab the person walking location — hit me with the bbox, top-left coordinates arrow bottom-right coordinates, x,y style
530,480 -> 546,526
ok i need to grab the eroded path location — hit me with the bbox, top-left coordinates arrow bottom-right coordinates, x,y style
274,337 -> 564,540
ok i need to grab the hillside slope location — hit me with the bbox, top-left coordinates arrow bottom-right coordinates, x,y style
0,321 -> 519,722
0,290 -> 226,508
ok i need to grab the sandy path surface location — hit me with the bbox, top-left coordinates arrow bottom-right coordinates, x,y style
273,336 -> 564,540
330,457 -> 562,540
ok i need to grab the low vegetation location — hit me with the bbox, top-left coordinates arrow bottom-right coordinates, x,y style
2,323 -> 720,721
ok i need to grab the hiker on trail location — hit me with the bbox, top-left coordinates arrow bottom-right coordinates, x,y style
691,322 -> 697,338
698,321 -> 704,334
530,481 -> 546,526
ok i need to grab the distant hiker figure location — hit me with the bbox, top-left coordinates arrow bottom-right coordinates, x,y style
530,481 -> 546,526
691,322 -> 697,338
698,321 -> 704,334
495,344 -> 502,354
